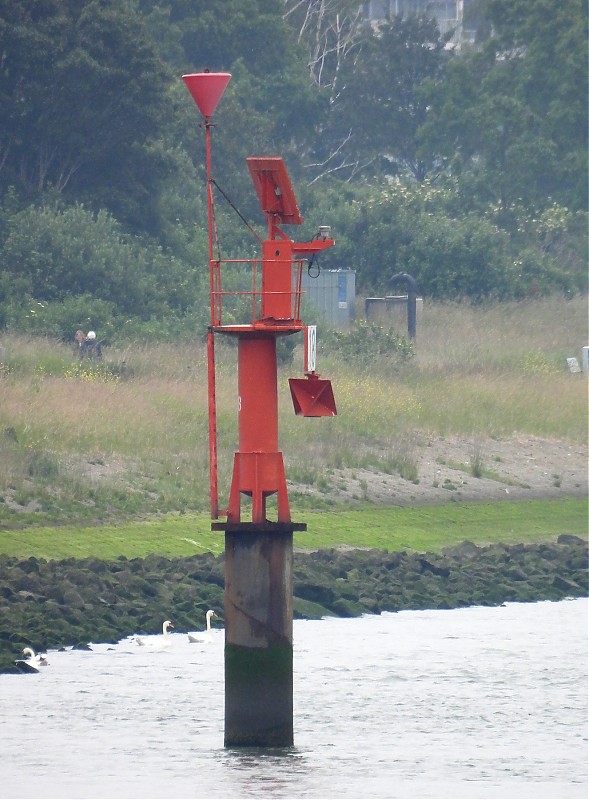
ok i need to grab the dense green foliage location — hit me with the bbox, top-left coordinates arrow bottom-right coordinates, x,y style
0,0 -> 586,341
0,197 -> 209,339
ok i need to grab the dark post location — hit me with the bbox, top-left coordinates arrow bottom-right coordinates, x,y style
390,272 -> 418,340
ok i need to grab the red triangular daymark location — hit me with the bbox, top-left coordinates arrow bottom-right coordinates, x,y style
182,72 -> 231,118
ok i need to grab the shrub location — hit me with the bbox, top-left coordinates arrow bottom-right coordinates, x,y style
320,320 -> 414,366
0,202 -> 210,337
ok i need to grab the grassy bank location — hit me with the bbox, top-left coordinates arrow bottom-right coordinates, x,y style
0,498 -> 585,560
0,295 -> 587,531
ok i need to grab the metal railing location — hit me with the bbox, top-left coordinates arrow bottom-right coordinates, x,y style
209,258 -> 305,327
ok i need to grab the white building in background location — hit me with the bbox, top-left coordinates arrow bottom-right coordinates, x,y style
363,1 -> 477,46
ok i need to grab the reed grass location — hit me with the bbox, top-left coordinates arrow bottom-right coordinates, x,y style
0,295 -> 586,528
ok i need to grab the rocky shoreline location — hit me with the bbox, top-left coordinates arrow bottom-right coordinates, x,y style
1,535 -> 587,674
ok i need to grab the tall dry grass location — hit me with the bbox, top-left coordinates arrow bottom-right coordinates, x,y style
280,295 -> 588,490
413,296 -> 587,374
0,295 -> 586,523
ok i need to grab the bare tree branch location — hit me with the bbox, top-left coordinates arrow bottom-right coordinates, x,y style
305,129 -> 375,183
284,0 -> 364,103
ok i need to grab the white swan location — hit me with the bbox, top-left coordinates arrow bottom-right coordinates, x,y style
15,647 -> 49,673
187,609 -> 217,643
135,620 -> 174,649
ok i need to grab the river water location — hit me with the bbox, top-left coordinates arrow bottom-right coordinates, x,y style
0,598 -> 586,800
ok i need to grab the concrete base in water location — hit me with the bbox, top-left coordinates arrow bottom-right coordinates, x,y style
223,527 -> 296,747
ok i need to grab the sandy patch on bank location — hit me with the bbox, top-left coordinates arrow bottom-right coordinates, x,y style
288,434 -> 588,506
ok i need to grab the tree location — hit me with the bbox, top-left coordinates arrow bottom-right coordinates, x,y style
485,0 -> 588,210
0,0 -> 174,229
310,13 -> 453,183
140,0 -> 321,175
421,0 -> 588,212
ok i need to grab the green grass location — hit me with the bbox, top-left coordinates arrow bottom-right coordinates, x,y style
0,498 -> 585,561
298,498 -> 588,553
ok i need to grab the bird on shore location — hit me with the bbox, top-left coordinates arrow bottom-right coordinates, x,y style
135,620 -> 174,650
15,647 -> 49,673
187,610 -> 217,643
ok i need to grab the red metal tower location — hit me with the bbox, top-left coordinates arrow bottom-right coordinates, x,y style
182,73 -> 336,529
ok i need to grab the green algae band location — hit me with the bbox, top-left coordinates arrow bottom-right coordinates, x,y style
225,643 -> 293,747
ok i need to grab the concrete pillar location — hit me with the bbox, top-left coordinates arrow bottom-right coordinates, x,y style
224,527 -> 294,747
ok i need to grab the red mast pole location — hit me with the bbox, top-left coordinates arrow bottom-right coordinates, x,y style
204,116 -> 219,519
182,71 -> 231,520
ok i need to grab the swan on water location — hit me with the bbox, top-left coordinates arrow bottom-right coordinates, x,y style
135,620 -> 174,649
187,609 -> 217,643
15,647 -> 49,673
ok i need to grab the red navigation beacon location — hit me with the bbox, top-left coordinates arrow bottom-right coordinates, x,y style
183,73 -> 336,528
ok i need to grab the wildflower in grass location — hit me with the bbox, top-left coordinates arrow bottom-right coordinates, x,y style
65,362 -> 120,384
335,374 -> 421,433
520,352 -> 559,375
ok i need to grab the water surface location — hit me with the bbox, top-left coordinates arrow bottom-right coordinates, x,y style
1,599 -> 586,799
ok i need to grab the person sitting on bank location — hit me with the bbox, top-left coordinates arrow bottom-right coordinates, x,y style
82,330 -> 102,360
73,329 -> 85,357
